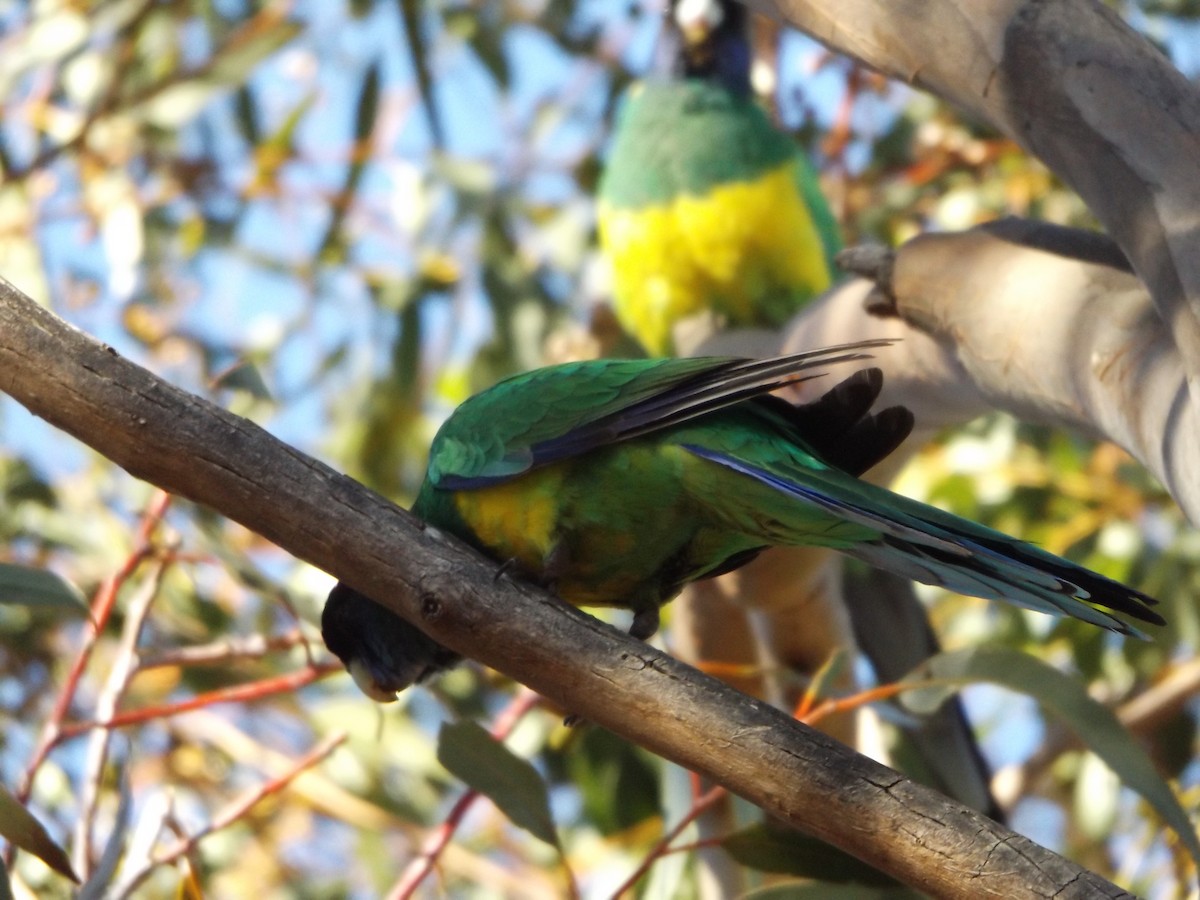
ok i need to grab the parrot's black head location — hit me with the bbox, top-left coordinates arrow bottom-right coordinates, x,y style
668,0 -> 751,94
321,582 -> 461,702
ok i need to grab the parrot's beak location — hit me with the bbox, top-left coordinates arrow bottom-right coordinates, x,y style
673,0 -> 722,50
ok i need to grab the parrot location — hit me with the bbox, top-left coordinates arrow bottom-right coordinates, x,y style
596,0 -> 841,356
321,343 -> 1163,701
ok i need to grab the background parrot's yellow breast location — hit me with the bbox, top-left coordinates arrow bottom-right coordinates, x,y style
598,160 -> 832,355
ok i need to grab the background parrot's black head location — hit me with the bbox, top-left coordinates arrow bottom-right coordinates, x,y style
668,0 -> 751,94
321,582 -> 461,701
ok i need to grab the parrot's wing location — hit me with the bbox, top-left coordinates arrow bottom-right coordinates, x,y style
429,339 -> 895,489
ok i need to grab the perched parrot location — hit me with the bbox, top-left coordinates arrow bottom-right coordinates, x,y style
596,0 -> 840,356
322,344 -> 1163,700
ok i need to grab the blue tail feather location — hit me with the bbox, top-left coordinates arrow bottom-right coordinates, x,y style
684,445 -> 1162,637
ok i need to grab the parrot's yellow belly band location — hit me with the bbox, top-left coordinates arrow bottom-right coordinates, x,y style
598,160 -> 832,354
452,469 -> 562,572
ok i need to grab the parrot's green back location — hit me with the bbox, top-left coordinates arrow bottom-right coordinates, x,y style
414,349 -> 871,621
597,0 -> 840,355
324,346 -> 1163,697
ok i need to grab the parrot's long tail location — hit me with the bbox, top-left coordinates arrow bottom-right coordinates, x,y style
685,446 -> 1163,637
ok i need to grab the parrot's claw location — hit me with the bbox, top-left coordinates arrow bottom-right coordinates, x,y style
629,606 -> 660,641
493,558 -> 518,583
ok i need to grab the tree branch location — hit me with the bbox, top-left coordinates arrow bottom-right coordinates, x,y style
748,0 -> 1200,395
0,281 -> 1136,896
784,220 -> 1198,523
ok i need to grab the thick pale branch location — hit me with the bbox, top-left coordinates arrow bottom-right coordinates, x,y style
749,0 -> 1200,390
785,221 -> 1198,522
0,283 -> 1133,897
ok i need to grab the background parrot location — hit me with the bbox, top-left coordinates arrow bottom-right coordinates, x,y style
596,0 -> 840,356
595,0 -> 1001,834
321,345 -> 1162,700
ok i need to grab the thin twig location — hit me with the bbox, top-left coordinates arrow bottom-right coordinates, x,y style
387,688 -> 543,900
136,629 -> 309,669
607,784 -> 727,900
72,550 -> 173,879
111,731 -> 346,899
59,662 -> 342,738
15,491 -> 172,806
608,679 -> 915,898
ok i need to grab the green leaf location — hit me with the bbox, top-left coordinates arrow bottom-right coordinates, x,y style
437,720 -> 558,848
0,783 -> 77,883
396,0 -> 444,148
316,61 -> 378,265
902,647 -> 1200,868
211,359 -> 273,401
722,824 -> 898,887
0,564 -> 87,613
552,727 -> 658,836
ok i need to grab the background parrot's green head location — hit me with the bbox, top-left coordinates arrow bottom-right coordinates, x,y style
669,0 -> 751,94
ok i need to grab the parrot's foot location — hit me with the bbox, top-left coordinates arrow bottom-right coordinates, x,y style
629,606 -> 659,641
493,558 -> 518,583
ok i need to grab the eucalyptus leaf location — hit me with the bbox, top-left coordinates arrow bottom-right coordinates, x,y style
902,647 -> 1200,868
0,783 -> 77,883
0,563 -> 87,613
437,720 -> 558,848
211,359 -> 273,401
723,824 -> 898,887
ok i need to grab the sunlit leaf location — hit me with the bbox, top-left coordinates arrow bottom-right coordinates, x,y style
902,647 -> 1200,868
175,858 -> 205,900
437,720 -> 558,848
135,14 -> 302,127
1074,751 -> 1120,841
0,783 -> 77,882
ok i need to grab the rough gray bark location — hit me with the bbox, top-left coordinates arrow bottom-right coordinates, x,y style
748,0 -> 1200,397
0,279 -> 1133,898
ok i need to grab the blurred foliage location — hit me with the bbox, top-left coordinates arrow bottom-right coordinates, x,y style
0,0 -> 1197,897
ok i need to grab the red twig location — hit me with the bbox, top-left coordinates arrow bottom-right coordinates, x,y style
606,785 -> 727,900
110,731 -> 347,899
59,662 -> 343,738
387,688 -> 544,900
16,490 -> 172,804
610,679 -> 918,897
6,490 -> 171,878
74,546 -> 174,877
794,681 -> 912,724
824,62 -> 862,169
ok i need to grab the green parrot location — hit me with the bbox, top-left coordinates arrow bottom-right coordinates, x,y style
322,344 -> 1163,700
597,0 -> 840,356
